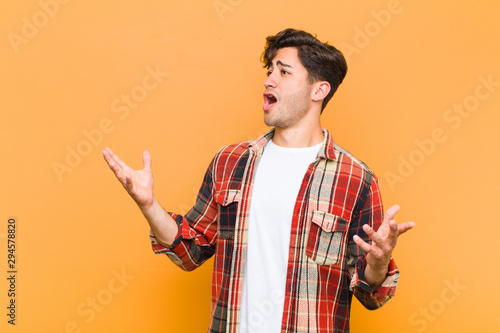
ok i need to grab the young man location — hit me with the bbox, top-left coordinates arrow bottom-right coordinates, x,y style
103,28 -> 414,333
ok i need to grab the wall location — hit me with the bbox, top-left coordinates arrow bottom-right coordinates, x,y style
1,1 -> 499,332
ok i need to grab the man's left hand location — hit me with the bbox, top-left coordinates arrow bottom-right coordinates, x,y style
353,204 -> 415,289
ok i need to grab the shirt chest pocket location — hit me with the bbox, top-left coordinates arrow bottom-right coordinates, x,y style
306,210 -> 349,266
214,189 -> 241,240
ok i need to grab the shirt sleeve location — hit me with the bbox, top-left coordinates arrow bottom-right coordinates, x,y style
347,174 -> 399,310
149,159 -> 219,272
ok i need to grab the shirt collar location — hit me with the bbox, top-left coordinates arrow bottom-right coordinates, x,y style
248,128 -> 336,161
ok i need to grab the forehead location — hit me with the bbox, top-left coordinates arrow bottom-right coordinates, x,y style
269,47 -> 305,69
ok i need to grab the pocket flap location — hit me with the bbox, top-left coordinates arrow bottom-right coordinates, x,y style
215,189 -> 242,206
311,211 -> 348,233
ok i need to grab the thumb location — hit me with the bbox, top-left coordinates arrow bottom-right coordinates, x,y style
143,150 -> 152,171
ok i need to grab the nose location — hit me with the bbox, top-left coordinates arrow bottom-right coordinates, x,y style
264,72 -> 276,89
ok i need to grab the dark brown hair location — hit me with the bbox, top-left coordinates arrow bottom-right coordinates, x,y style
262,28 -> 347,112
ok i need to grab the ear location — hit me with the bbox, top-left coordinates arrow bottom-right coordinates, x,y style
311,81 -> 331,103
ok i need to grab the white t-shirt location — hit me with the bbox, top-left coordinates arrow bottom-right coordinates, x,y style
239,139 -> 321,333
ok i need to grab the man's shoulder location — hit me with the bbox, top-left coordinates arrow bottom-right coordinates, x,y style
332,142 -> 376,178
209,140 -> 252,169
206,140 -> 253,184
216,140 -> 252,158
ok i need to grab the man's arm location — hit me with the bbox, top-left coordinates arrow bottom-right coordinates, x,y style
102,147 -> 178,247
347,174 -> 414,309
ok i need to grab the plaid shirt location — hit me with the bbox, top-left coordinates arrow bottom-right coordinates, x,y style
151,129 -> 399,333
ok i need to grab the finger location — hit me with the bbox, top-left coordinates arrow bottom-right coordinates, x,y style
388,219 -> 398,241
102,149 -> 120,173
353,235 -> 372,253
103,148 -> 130,185
397,222 -> 415,236
102,148 -> 114,166
125,174 -> 134,192
143,150 -> 152,171
383,204 -> 400,225
362,224 -> 384,245
104,147 -> 128,170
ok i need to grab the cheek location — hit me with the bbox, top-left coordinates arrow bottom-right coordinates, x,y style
284,83 -> 305,96
290,85 -> 312,101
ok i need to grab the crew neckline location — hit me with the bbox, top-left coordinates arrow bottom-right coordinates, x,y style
268,138 -> 322,152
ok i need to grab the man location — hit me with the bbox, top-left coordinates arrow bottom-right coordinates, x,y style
103,28 -> 414,333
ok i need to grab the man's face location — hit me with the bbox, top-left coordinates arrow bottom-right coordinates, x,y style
263,47 -> 314,129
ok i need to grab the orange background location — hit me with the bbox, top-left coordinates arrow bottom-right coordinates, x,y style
1,1 -> 499,332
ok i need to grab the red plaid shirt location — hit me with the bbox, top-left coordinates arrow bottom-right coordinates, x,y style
151,129 -> 399,333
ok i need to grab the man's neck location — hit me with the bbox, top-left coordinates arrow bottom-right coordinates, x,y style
272,123 -> 324,148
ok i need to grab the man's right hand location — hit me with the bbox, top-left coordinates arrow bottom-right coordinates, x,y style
102,147 -> 154,209
102,147 -> 178,247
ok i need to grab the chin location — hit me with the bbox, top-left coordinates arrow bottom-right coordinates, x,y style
263,115 -> 278,127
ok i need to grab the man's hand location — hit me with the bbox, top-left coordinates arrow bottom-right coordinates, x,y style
353,205 -> 415,289
102,147 -> 178,247
102,147 -> 154,209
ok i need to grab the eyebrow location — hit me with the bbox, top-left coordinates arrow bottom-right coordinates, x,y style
268,60 -> 293,69
276,60 -> 292,68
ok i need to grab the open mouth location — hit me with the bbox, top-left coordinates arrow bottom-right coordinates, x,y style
263,92 -> 278,111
